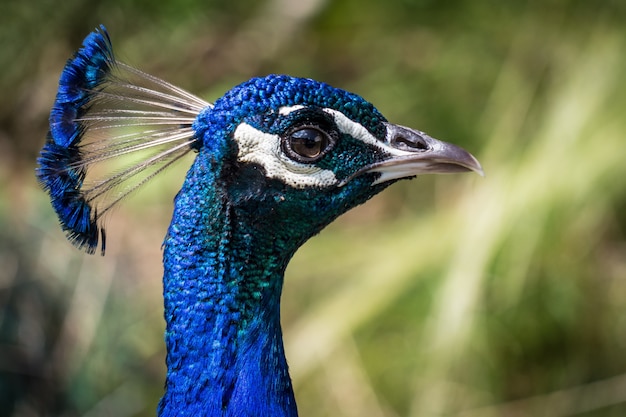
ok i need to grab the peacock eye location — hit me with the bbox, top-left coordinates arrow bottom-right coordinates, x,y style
283,127 -> 333,162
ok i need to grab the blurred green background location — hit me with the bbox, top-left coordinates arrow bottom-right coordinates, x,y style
1,0 -> 626,416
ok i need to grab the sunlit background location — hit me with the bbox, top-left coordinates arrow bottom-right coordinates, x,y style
2,1 -> 626,416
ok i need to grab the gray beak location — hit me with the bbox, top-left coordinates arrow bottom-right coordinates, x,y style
362,123 -> 483,185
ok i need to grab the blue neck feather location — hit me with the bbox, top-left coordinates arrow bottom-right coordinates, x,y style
155,75 -> 390,416
158,151 -> 298,416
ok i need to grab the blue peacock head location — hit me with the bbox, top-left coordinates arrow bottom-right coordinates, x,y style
189,74 -> 481,244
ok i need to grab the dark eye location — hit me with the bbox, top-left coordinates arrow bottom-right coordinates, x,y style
283,127 -> 333,162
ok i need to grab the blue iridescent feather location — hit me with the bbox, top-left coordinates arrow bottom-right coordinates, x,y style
50,27 -> 114,146
37,26 -> 204,254
37,26 -> 113,253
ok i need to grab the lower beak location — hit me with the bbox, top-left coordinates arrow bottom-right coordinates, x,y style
361,123 -> 483,185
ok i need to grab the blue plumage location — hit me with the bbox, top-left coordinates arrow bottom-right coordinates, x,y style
38,26 -> 482,416
37,28 -> 114,252
50,28 -> 114,144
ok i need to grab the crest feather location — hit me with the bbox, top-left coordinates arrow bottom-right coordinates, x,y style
37,25 -> 210,254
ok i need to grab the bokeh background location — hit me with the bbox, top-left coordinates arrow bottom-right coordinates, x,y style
2,1 -> 626,416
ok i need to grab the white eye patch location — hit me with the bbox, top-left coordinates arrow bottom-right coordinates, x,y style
280,105 -> 394,154
278,105 -> 304,115
322,108 -> 410,158
233,106 -> 408,189
234,123 -> 338,189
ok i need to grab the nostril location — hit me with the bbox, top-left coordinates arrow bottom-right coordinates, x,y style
386,124 -> 434,152
393,135 -> 429,151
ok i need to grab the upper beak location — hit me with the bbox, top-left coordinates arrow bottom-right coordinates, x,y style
358,123 -> 483,185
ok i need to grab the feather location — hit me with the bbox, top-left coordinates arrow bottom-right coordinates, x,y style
36,26 -> 210,254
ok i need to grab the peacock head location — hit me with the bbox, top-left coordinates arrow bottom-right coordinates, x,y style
191,74 -> 482,242
36,25 -> 482,256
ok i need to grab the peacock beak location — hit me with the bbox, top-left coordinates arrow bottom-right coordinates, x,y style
360,123 -> 484,185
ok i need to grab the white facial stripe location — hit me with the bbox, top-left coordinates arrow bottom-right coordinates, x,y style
322,108 -> 412,157
281,106 -> 408,158
278,105 -> 305,115
234,123 -> 338,189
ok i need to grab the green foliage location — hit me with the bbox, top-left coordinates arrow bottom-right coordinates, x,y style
1,0 -> 625,416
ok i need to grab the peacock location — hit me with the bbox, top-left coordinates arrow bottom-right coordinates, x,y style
37,26 -> 482,416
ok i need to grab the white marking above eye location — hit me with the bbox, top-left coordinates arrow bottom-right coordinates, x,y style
234,107 -> 417,189
280,105 -> 404,157
278,105 -> 305,116
234,123 -> 338,189
322,108 -> 411,157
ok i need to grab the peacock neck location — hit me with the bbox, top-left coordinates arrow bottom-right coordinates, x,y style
158,156 -> 298,417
